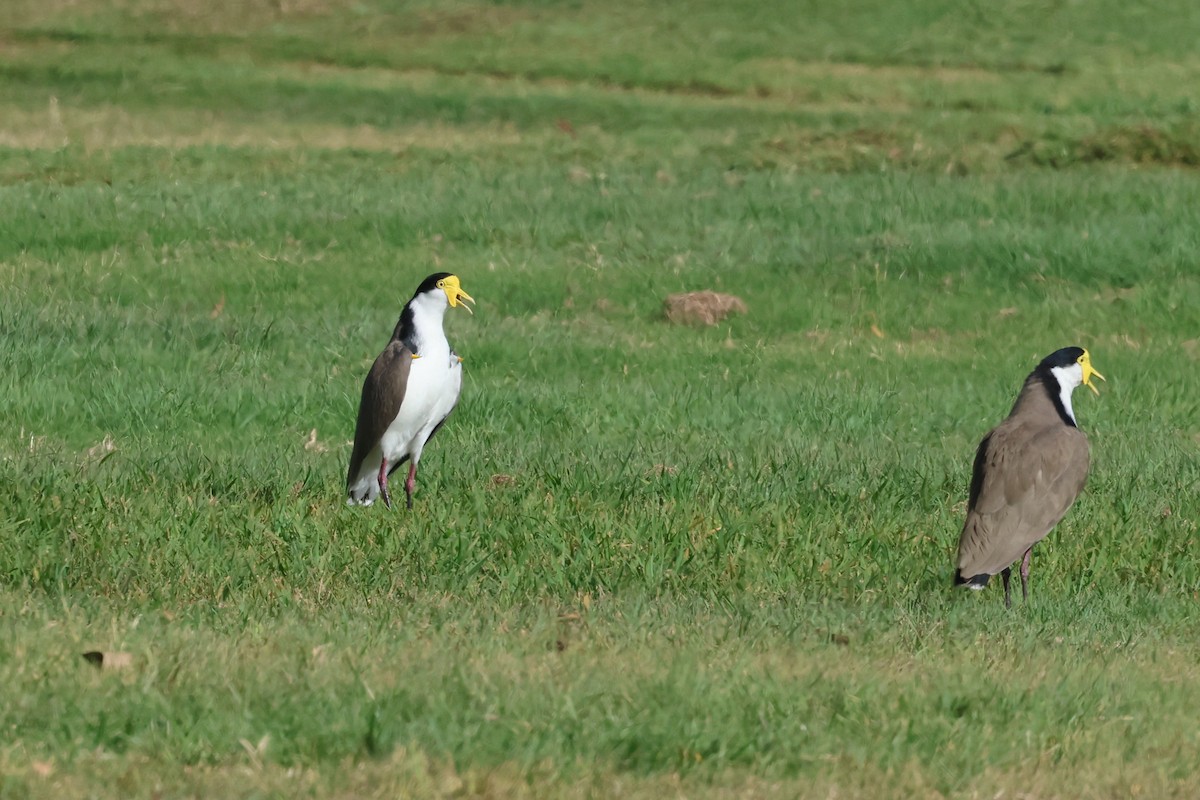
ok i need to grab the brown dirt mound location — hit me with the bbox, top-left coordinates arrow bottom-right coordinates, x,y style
663,291 -> 747,326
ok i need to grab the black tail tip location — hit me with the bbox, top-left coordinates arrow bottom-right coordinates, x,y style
953,570 -> 990,589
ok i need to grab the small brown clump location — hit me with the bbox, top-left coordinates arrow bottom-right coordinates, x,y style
663,291 -> 747,326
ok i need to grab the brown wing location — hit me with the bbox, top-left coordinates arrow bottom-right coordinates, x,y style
345,342 -> 412,490
956,421 -> 1089,577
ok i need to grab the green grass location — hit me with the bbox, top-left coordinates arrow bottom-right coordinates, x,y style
2,1 -> 1200,797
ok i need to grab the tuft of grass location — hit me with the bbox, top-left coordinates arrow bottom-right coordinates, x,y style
1007,123 -> 1200,169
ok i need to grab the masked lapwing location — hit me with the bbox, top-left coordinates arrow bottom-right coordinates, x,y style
954,347 -> 1105,607
346,272 -> 474,509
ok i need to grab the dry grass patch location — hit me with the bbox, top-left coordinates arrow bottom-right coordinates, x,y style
6,748 -> 1196,800
0,103 -> 529,152
6,0 -> 359,31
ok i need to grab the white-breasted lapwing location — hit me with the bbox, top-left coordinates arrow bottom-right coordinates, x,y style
346,273 -> 474,509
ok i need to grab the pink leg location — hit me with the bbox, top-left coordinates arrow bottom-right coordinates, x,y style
405,461 -> 417,509
1020,547 -> 1032,602
377,459 -> 392,509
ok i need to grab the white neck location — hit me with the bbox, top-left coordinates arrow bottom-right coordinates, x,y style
1049,363 -> 1082,426
407,293 -> 449,353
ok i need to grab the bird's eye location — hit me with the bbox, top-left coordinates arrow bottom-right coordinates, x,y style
436,280 -> 445,288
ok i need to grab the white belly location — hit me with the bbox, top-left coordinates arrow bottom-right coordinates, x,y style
379,348 -> 462,464
346,341 -> 463,506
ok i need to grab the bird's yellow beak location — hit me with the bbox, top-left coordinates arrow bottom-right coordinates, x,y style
442,275 -> 475,314
1080,350 -> 1106,396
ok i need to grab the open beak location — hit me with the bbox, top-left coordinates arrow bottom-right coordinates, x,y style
442,276 -> 475,314
1081,353 -> 1105,396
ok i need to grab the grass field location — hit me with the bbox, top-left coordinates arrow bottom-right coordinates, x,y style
2,1 -> 1200,797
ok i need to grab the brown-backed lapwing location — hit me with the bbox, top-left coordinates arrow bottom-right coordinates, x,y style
954,347 -> 1105,607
